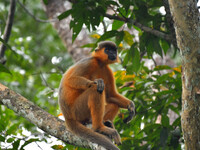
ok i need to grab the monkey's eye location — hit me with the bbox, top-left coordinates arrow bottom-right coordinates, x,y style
105,48 -> 109,53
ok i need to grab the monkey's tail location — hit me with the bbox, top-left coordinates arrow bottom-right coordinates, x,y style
65,119 -> 119,150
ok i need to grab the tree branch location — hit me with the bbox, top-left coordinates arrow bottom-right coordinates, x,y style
0,83 -> 104,150
17,0 -> 58,23
104,13 -> 173,43
0,0 -> 16,64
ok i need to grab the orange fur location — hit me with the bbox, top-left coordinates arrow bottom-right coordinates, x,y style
58,41 -> 135,150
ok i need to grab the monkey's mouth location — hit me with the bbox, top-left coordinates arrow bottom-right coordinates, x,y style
109,55 -> 116,61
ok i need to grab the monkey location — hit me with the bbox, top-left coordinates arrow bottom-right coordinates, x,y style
58,41 -> 135,150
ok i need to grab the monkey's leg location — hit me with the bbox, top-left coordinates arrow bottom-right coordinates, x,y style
103,103 -> 119,129
88,88 -> 121,145
104,103 -> 119,122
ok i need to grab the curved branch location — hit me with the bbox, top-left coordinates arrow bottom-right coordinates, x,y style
105,13 -> 173,43
0,83 -> 104,150
17,0 -> 58,23
0,0 -> 16,63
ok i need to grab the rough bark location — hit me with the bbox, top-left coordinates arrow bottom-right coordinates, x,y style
168,0 -> 200,149
42,0 -> 91,62
0,83 -> 104,150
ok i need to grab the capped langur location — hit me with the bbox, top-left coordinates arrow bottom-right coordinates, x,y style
59,41 -> 135,150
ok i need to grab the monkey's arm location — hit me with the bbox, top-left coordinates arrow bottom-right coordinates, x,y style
105,67 -> 134,109
63,60 -> 96,90
64,76 -> 95,90
107,94 -> 135,123
108,94 -> 132,108
105,68 -> 135,123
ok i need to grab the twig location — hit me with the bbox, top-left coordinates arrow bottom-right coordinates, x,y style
102,21 -> 107,33
35,142 -> 43,150
117,8 -> 127,19
133,21 -> 172,42
140,51 -> 146,59
0,0 -> 16,64
67,0 -> 174,44
32,71 -> 61,75
151,55 -> 162,76
17,0 -> 58,23
104,13 -> 173,43
105,13 -> 127,22
40,71 -> 54,91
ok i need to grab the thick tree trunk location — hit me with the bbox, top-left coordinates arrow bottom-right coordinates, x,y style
168,0 -> 200,149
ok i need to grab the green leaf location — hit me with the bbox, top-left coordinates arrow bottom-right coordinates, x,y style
0,121 -> 5,132
43,0 -> 48,5
118,1 -> 131,14
172,117 -> 181,127
151,37 -> 163,57
81,43 -> 96,48
0,37 -> 13,51
20,138 -> 39,150
169,105 -> 180,115
13,139 -> 20,150
160,127 -> 168,147
130,44 -> 140,73
71,21 -> 83,42
146,40 -> 153,57
105,1 -> 119,7
6,123 -> 20,135
7,138 -> 15,143
0,38 -> 18,56
161,115 -> 169,127
123,49 -> 131,66
154,65 -> 171,71
112,20 -> 124,30
0,135 -> 5,142
51,144 -> 64,150
124,31 -> 134,46
0,64 -> 12,75
156,73 -> 170,83
58,9 -> 72,20
115,31 -> 124,46
160,39 -> 169,55
98,30 -> 119,42
65,144 -> 77,149
139,124 -> 161,134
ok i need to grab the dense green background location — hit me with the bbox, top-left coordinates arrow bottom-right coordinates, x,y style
0,0 -> 182,149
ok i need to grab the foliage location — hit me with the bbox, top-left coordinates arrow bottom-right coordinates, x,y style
0,0 -> 72,149
0,0 -> 182,150
59,0 -> 174,74
114,65 -> 182,150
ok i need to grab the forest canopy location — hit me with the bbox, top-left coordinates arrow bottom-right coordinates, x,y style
1,0 -> 200,150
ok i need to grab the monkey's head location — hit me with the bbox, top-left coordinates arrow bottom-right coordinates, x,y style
93,41 -> 120,64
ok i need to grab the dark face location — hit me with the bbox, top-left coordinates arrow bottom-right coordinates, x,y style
104,46 -> 117,61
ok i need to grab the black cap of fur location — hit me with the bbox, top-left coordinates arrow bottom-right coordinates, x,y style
95,41 -> 117,51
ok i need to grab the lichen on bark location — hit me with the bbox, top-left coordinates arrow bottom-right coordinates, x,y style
168,0 -> 200,149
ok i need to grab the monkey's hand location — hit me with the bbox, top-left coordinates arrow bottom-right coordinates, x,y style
94,78 -> 104,94
123,101 -> 135,123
